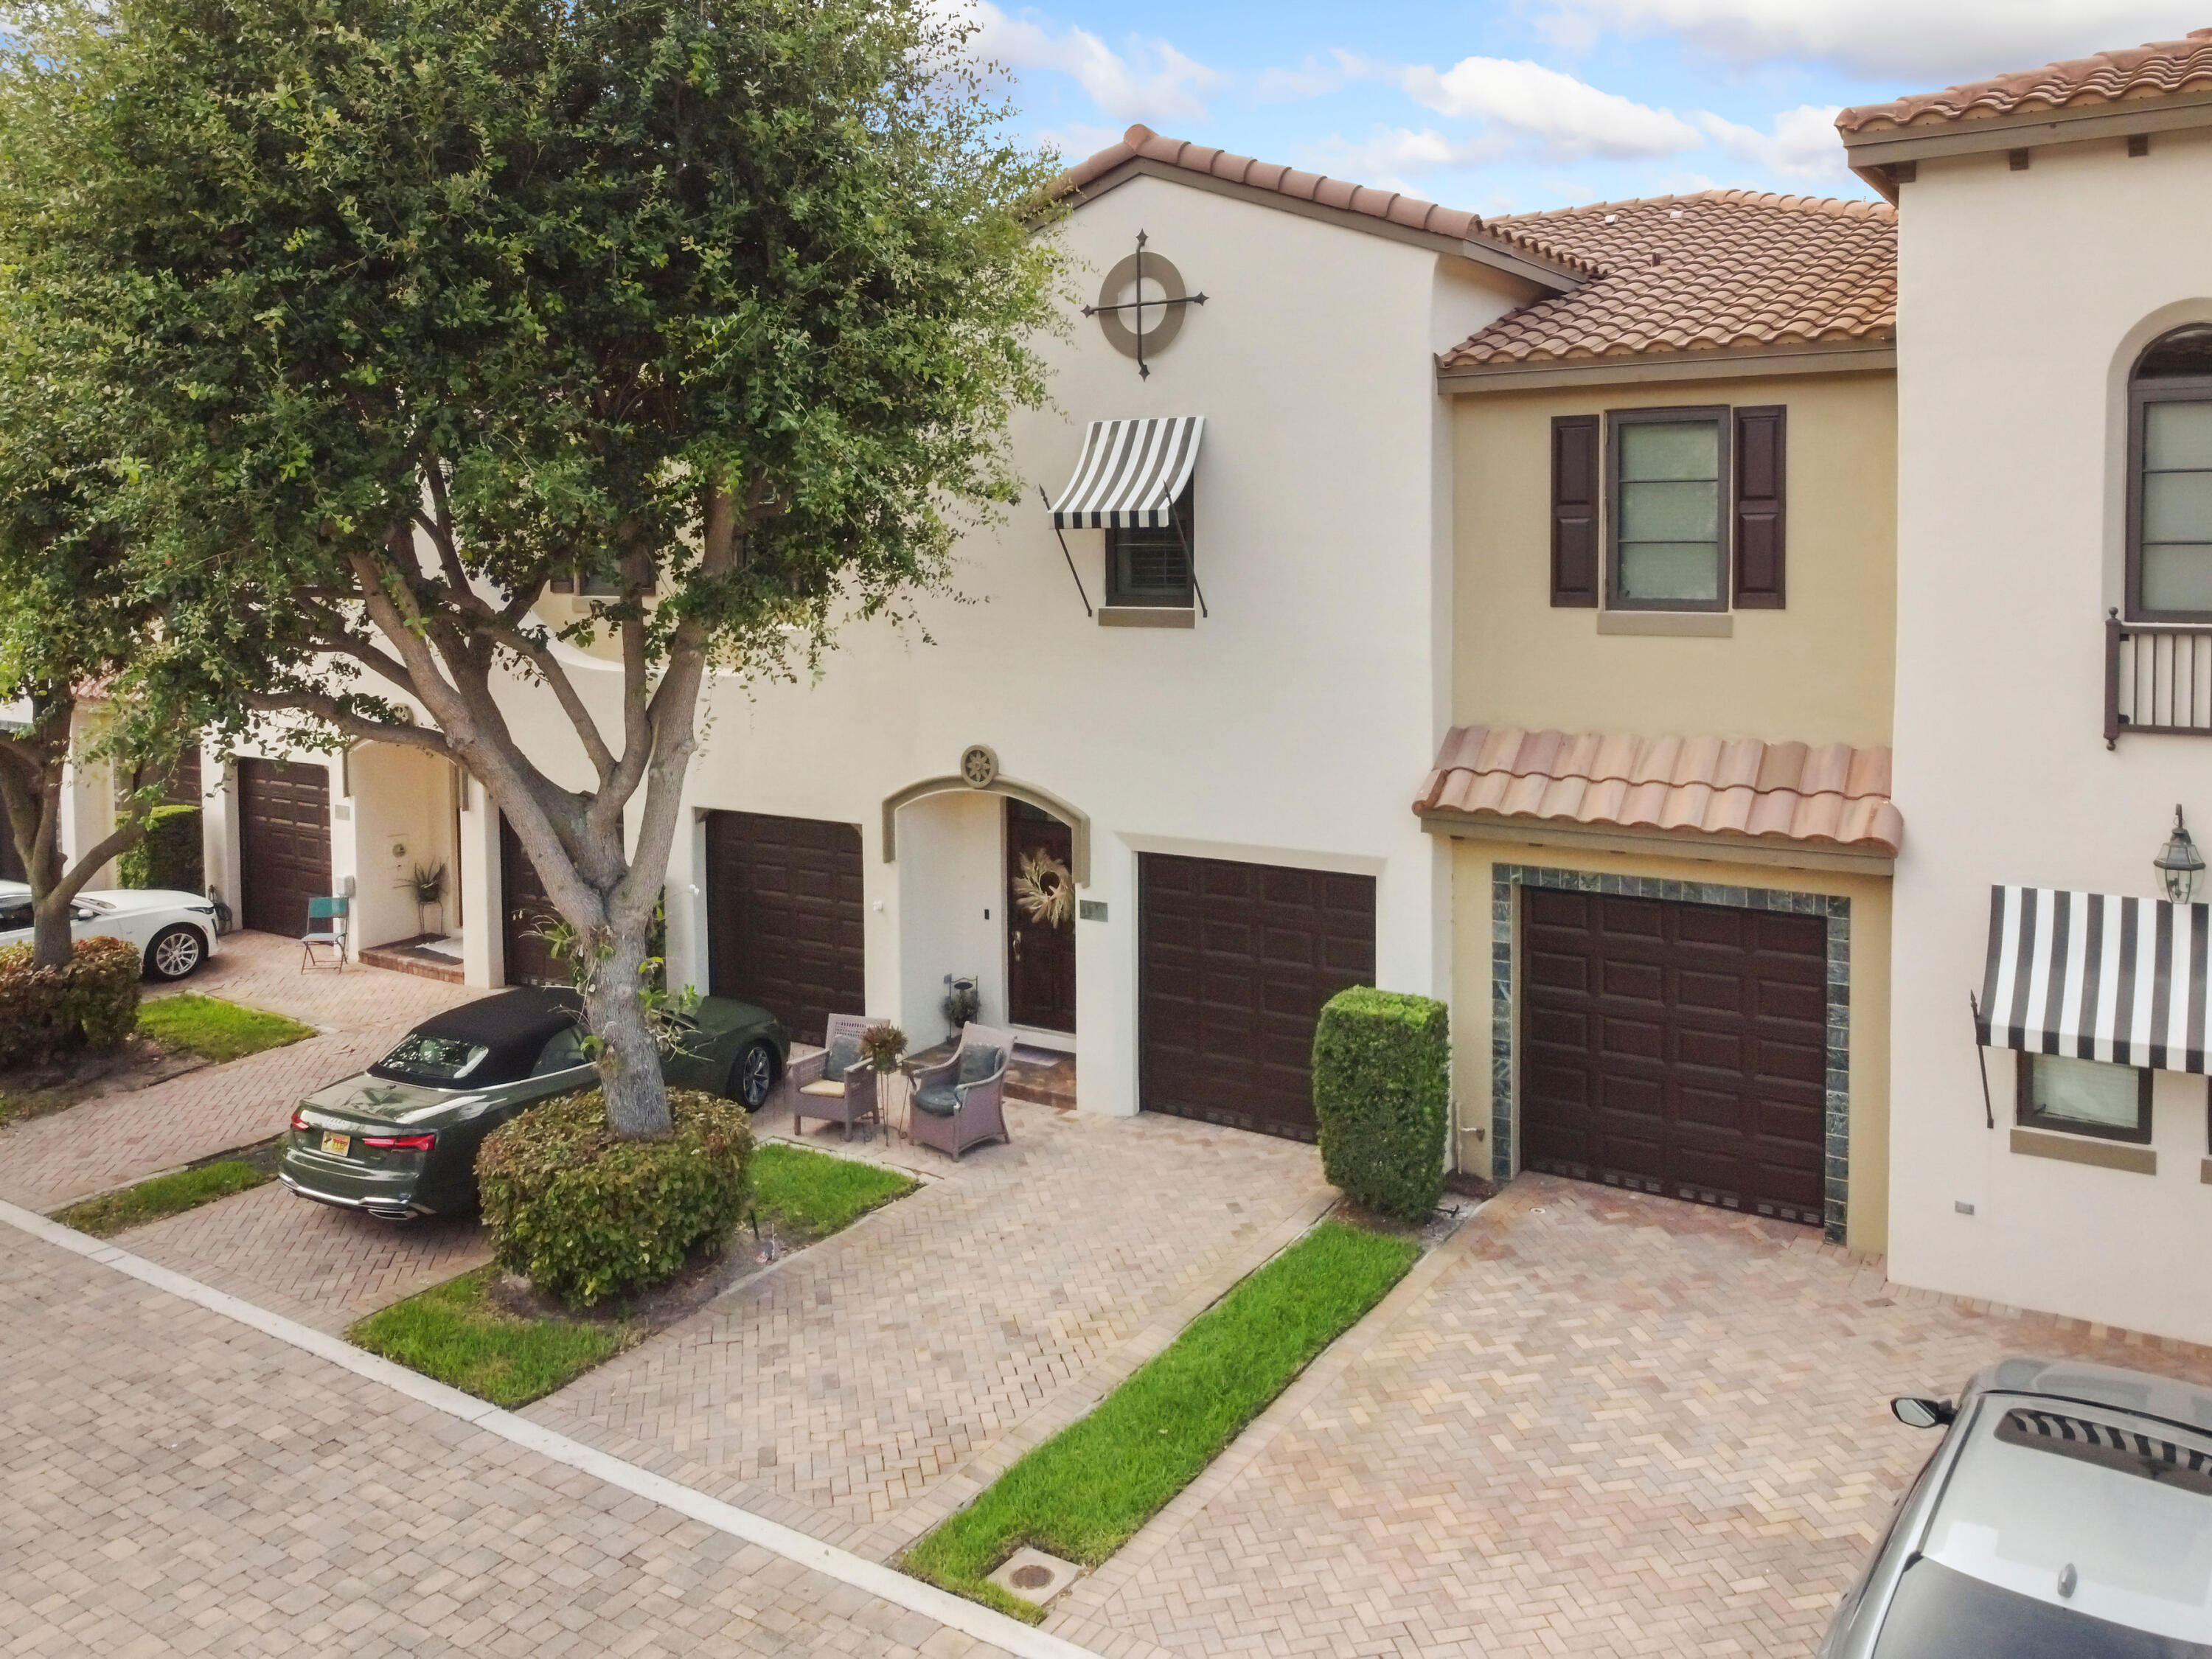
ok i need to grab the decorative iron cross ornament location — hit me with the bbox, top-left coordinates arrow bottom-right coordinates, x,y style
1084,231 -> 1207,379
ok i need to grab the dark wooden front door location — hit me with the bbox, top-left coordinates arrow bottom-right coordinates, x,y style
703,810 -> 865,1043
237,759 -> 331,937
1138,853 -> 1375,1141
498,815 -> 565,987
1006,801 -> 1077,1034
1520,888 -> 1829,1226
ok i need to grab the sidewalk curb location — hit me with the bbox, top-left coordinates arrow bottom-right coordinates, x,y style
0,1197 -> 1107,1659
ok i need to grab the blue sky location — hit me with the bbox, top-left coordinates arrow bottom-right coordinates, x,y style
956,1 -> 2207,216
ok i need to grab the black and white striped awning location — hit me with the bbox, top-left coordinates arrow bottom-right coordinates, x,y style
1048,416 -> 1203,529
1978,885 -> 2212,1073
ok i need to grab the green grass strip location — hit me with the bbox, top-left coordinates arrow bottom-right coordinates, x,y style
138,994 -> 315,1062
904,1219 -> 1419,1621
55,1160 -> 270,1237
752,1142 -> 917,1237
348,1266 -> 625,1408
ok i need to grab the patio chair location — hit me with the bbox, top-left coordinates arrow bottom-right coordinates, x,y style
787,1013 -> 883,1141
905,1022 -> 1012,1161
300,895 -> 348,971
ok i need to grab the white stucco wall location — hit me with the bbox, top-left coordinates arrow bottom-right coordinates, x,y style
1890,125 -> 2212,1341
493,172 -> 1534,1115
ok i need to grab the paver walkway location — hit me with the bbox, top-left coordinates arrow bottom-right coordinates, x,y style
0,931 -> 481,1211
526,1102 -> 1335,1552
126,1182 -> 492,1332
0,1220 -> 1023,1659
1050,1175 -> 2212,1659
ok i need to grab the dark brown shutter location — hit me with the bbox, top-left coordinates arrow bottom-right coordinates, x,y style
1733,405 -> 1787,608
1550,414 -> 1599,607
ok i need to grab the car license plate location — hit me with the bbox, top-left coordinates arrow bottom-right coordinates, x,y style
320,1131 -> 351,1158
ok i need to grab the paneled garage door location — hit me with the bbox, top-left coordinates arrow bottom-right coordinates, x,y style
703,810 -> 865,1044
1138,853 -> 1376,1141
237,759 -> 332,938
1520,887 -> 1828,1226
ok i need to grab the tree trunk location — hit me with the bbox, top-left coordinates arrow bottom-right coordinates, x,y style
580,909 -> 671,1138
31,889 -> 74,970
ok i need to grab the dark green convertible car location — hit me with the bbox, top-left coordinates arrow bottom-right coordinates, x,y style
279,987 -> 787,1220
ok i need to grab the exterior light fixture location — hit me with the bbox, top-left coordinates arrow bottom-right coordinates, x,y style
2155,804 -> 2205,904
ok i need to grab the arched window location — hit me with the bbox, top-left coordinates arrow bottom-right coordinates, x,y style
2129,324 -> 2212,618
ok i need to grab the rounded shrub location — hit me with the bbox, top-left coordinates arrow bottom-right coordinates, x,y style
1310,987 -> 1449,1224
476,1088 -> 754,1309
0,934 -> 144,1067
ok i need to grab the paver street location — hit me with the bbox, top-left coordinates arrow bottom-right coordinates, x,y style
0,1220 -> 1025,1659
1050,1175 -> 2212,1658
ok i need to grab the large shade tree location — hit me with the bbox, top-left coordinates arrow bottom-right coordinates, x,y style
0,0 -> 1063,1132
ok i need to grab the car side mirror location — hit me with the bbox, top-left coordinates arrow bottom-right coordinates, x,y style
1891,1396 -> 1955,1429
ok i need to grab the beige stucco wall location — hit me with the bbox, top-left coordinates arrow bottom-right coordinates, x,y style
1448,834 -> 1892,1255
1450,371 -> 1896,748
1889,123 -> 2212,1343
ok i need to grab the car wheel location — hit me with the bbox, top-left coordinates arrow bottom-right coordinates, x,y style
731,1040 -> 778,1111
146,924 -> 206,981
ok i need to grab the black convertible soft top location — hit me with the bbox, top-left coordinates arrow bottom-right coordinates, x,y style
369,987 -> 583,1086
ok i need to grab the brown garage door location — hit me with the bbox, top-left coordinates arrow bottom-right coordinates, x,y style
1521,888 -> 1828,1226
703,810 -> 864,1043
237,759 -> 331,937
499,815 -> 566,987
1138,853 -> 1376,1141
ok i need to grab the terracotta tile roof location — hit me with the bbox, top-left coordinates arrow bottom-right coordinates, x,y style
1051,125 -> 1600,280
1439,192 -> 1895,372
1414,726 -> 1903,856
1839,28 -> 2212,135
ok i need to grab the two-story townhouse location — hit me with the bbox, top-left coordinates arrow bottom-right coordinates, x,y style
1419,194 -> 1902,1251
1847,29 -> 2212,1344
203,127 -> 1593,1133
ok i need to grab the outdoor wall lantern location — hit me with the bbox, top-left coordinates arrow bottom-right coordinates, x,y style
2155,804 -> 2205,904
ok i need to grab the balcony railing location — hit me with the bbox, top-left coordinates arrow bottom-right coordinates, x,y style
2107,611 -> 2212,745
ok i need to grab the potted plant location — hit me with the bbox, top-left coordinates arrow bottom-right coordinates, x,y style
406,862 -> 448,938
859,1023 -> 908,1141
941,974 -> 980,1037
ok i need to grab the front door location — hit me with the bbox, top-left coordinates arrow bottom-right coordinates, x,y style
499,815 -> 566,987
1006,801 -> 1076,1033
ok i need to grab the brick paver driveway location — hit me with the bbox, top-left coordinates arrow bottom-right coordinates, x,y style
1053,1175 -> 2212,1659
0,931 -> 481,1212
527,1102 -> 1335,1554
0,1222 -> 1020,1659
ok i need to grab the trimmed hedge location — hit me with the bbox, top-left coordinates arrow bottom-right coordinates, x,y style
118,804 -> 203,893
476,1088 -> 754,1309
0,935 -> 144,1067
1311,987 -> 1449,1223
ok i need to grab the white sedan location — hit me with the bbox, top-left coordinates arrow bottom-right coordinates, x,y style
0,879 -> 222,980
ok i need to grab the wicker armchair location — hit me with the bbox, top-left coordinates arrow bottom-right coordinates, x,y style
786,1013 -> 883,1141
905,1023 -> 1013,1161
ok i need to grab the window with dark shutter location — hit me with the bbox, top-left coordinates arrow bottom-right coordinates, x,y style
1550,414 -> 1599,607
1733,405 -> 1787,608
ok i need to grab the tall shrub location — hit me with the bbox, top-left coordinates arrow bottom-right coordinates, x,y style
116,804 -> 201,892
1311,987 -> 1450,1223
0,933 -> 141,1065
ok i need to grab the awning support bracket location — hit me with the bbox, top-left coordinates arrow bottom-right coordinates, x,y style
1169,507 -> 1208,619
1967,989 -> 1994,1129
1040,486 -> 1093,618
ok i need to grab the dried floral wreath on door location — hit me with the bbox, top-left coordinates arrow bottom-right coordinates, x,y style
1012,847 -> 1074,928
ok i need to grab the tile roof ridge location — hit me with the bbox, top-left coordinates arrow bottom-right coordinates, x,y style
1047,124 -> 1601,278
1839,27 -> 2212,135
1495,188 -> 1893,223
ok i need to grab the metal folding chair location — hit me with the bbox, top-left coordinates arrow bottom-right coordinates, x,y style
301,895 -> 349,971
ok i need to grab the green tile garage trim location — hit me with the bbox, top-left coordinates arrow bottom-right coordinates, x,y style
1489,863 -> 1852,1244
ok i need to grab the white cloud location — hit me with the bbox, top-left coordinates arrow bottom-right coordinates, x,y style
1402,55 -> 1705,160
1032,122 -> 1128,164
1301,127 -> 1516,193
1251,50 -> 1365,105
1533,1 -> 2194,83
961,0 -> 1222,126
1697,104 -> 1852,185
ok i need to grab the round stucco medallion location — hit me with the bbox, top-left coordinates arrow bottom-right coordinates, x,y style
959,744 -> 1000,788
1094,251 -> 1191,360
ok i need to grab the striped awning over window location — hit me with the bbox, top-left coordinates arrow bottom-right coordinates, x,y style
1048,416 -> 1204,529
1978,884 -> 2212,1073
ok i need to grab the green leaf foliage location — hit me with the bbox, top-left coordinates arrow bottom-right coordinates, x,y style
0,935 -> 142,1065
116,805 -> 204,893
905,1222 -> 1419,1620
476,1088 -> 754,1308
1311,987 -> 1450,1223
